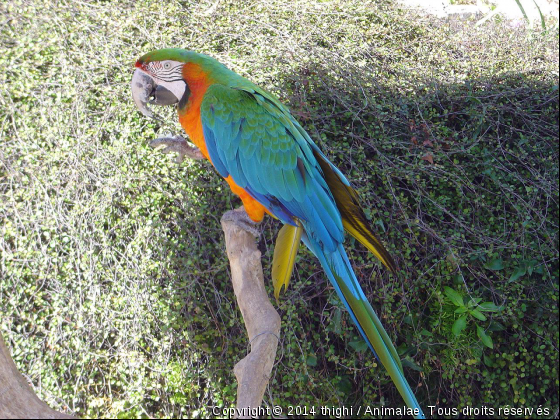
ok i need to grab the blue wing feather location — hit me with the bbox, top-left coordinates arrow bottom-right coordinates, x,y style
202,125 -> 230,178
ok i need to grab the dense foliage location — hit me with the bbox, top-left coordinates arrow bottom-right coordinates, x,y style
1,0 -> 558,417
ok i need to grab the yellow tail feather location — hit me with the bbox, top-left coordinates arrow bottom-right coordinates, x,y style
272,220 -> 303,300
342,218 -> 396,272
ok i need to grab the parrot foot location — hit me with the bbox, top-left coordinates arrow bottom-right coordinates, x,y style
221,207 -> 262,239
150,134 -> 205,163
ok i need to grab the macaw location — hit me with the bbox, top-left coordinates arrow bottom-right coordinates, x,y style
132,49 -> 424,418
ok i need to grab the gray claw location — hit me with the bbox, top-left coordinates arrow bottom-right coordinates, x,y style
150,135 -> 205,163
221,207 -> 262,238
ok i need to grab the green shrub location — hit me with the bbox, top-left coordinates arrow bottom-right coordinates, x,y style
1,0 -> 558,417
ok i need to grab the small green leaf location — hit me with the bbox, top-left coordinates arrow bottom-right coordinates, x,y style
335,376 -> 352,394
484,259 -> 504,270
479,302 -> 501,312
483,354 -> 495,367
348,340 -> 368,352
469,309 -> 487,321
332,309 -> 342,334
444,287 -> 465,307
488,321 -> 506,332
306,355 -> 317,367
397,343 -> 411,356
508,266 -> 526,283
402,358 -> 423,372
455,307 -> 468,314
526,259 -> 538,276
477,326 -> 494,349
452,316 -> 468,336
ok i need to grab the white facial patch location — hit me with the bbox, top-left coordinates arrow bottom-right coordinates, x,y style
143,60 -> 186,102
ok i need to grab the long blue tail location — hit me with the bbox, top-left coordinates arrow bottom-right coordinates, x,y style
304,236 -> 425,419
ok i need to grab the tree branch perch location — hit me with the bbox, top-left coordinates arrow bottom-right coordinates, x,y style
0,334 -> 74,419
221,210 -> 281,417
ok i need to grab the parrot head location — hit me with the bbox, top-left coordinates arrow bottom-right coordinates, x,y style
132,49 -> 193,119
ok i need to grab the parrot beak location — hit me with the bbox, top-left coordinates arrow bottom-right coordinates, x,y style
150,85 -> 179,106
131,68 -> 156,119
131,68 -> 178,119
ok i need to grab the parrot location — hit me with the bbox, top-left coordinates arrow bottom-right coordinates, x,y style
132,48 -> 424,418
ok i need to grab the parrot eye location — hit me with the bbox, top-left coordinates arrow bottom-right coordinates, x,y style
163,62 -> 171,70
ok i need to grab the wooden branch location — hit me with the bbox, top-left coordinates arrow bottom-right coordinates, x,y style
0,333 -> 74,419
221,210 -> 281,418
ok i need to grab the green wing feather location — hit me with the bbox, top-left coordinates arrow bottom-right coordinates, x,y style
313,150 -> 398,272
